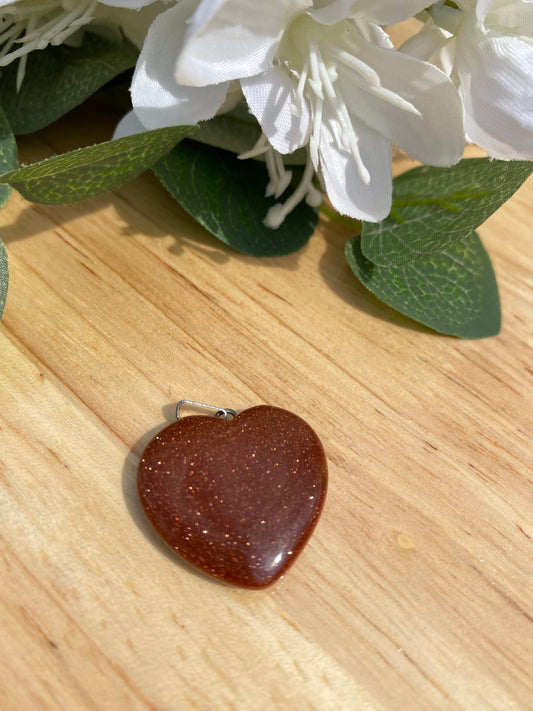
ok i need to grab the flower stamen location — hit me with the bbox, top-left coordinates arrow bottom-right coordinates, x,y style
0,0 -> 97,89
308,41 -> 324,100
290,57 -> 309,117
310,41 -> 370,184
367,85 -> 422,116
325,45 -> 381,88
264,150 -> 320,228
324,44 -> 421,117
239,133 -> 293,199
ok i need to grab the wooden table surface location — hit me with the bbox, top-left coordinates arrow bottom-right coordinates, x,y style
1,94 -> 532,711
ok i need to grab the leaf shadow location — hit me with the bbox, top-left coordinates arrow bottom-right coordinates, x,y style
317,217 -> 433,335
112,170 -> 307,271
0,89 -> 309,272
0,167 -> 306,273
1,90 -> 438,330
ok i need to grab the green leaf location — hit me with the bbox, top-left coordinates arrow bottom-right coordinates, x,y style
153,140 -> 318,257
0,104 -> 17,208
0,32 -> 138,135
0,125 -> 197,203
361,159 -> 533,266
346,231 -> 501,338
193,103 -> 262,156
0,238 -> 8,320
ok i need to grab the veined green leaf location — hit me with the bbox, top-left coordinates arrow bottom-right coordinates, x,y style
0,33 -> 139,135
346,231 -> 500,338
153,139 -> 318,257
0,104 -> 17,208
0,125 -> 197,203
361,159 -> 533,266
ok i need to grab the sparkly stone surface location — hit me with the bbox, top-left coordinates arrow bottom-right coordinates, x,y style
137,406 -> 328,589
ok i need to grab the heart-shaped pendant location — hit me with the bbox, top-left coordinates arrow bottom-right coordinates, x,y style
137,403 -> 327,589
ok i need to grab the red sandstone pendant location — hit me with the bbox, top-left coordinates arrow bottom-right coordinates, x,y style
137,403 -> 328,589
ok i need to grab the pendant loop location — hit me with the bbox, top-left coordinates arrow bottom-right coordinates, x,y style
176,400 -> 237,422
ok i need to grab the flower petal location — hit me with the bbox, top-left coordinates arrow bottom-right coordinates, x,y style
241,67 -> 310,154
176,0 -> 311,86
457,34 -> 533,159
399,19 -> 452,63
131,1 -> 228,129
113,110 -> 145,139
342,40 -> 464,166
485,0 -> 533,31
310,0 -> 428,26
98,0 -> 159,7
318,105 -> 392,222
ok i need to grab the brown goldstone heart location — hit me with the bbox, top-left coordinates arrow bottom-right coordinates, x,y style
137,405 -> 327,589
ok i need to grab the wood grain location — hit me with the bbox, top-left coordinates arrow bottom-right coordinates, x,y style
1,95 -> 532,710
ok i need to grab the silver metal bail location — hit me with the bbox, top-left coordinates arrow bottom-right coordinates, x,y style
175,400 -> 237,422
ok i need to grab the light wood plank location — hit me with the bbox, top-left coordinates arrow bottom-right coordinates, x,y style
1,90 -> 532,711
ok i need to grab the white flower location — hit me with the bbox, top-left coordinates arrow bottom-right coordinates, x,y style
130,0 -> 465,226
401,0 -> 533,160
0,0 -> 162,88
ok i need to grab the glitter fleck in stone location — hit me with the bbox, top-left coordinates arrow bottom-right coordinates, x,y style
137,406 -> 327,589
